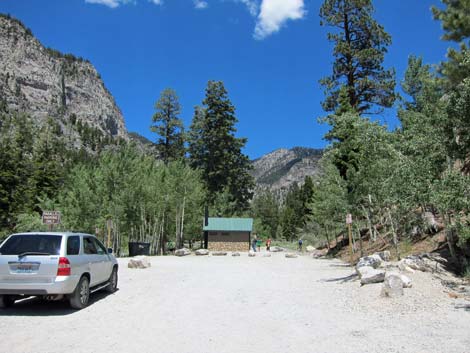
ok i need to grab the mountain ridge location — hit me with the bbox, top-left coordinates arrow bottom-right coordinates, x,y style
251,147 -> 323,192
0,13 -> 128,145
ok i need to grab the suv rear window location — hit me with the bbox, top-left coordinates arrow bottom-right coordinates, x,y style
0,234 -> 62,256
67,236 -> 80,255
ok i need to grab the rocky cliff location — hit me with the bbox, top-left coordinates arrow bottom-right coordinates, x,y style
0,14 -> 127,142
251,147 -> 323,192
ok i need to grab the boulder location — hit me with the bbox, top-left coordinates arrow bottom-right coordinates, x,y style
212,251 -> 228,256
357,266 -> 385,285
381,274 -> 404,297
424,211 -> 439,233
270,246 -> 284,252
175,248 -> 191,257
311,249 -> 327,258
398,261 -> 416,273
248,250 -> 256,257
285,253 -> 298,258
400,256 -> 427,272
128,256 -> 151,269
232,252 -> 241,257
356,254 -> 382,271
386,271 -> 412,288
306,245 -> 316,253
375,251 -> 391,262
195,249 -> 209,256
263,252 -> 272,257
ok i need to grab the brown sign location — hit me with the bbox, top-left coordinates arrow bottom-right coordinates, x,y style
42,211 -> 61,225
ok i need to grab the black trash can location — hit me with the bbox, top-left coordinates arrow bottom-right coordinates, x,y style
128,242 -> 150,257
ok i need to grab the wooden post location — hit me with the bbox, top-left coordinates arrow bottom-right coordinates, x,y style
346,214 -> 353,264
348,223 -> 353,264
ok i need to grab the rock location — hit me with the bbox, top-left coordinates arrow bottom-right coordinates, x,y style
263,253 -> 272,257
400,256 -> 427,272
381,274 -> 404,297
398,261 -> 416,273
248,250 -> 256,257
306,245 -> 316,253
311,249 -> 327,258
195,249 -> 209,256
285,253 -> 298,258
357,266 -> 385,285
212,251 -> 227,256
424,211 -> 439,233
400,275 -> 413,288
375,251 -> 391,262
128,256 -> 151,269
232,252 -> 241,257
356,254 -> 382,271
385,271 -> 413,288
175,248 -> 191,257
270,246 -> 284,252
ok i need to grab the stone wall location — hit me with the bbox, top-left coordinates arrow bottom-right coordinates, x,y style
208,242 -> 250,252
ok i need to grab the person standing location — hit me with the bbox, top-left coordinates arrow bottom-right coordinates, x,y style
298,238 -> 303,252
256,238 -> 262,252
251,234 -> 257,252
266,238 -> 271,251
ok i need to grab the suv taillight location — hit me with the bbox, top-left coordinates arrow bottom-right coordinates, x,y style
57,257 -> 71,276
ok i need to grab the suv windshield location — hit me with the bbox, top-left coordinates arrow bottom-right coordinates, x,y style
0,234 -> 62,256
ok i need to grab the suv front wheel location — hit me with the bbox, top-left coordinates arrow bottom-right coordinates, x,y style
105,267 -> 118,293
69,276 -> 90,310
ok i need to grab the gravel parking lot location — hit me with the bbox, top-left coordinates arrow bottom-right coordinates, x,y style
0,253 -> 469,353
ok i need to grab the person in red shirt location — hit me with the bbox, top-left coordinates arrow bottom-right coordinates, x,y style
266,238 -> 272,252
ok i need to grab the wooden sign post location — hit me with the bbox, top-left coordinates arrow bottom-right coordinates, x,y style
42,211 -> 61,231
346,214 -> 353,264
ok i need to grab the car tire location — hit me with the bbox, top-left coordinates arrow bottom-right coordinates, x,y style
0,295 -> 15,309
105,267 -> 118,293
69,276 -> 90,310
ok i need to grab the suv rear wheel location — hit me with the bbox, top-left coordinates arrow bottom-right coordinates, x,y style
0,295 -> 15,309
69,276 -> 90,310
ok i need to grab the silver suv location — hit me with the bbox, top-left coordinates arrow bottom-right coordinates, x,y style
0,232 -> 118,309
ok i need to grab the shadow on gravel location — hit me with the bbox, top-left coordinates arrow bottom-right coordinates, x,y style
0,289 -> 118,317
320,273 -> 358,283
454,304 -> 470,312
329,263 -> 352,268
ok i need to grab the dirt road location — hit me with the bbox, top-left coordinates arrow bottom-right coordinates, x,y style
0,253 -> 469,353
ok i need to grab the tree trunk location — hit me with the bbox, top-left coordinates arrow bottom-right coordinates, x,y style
387,208 -> 400,260
180,194 -> 186,249
444,212 -> 459,265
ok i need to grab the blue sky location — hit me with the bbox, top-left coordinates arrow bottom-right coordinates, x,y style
0,0 -> 451,159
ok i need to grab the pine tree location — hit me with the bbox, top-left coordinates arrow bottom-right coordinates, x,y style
319,0 -> 396,114
432,0 -> 470,42
188,81 -> 254,211
150,88 -> 185,164
433,0 -> 470,87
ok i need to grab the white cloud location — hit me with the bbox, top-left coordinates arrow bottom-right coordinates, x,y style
254,0 -> 305,40
85,0 -> 135,8
194,0 -> 209,9
237,0 -> 259,17
149,0 -> 164,5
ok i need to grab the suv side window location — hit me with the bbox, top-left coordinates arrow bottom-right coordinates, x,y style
83,237 -> 98,255
67,236 -> 80,255
92,238 -> 107,255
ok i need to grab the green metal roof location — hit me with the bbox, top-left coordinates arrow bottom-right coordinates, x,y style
203,218 -> 253,232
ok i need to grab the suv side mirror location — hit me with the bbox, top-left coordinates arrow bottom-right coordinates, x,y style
107,248 -> 113,254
